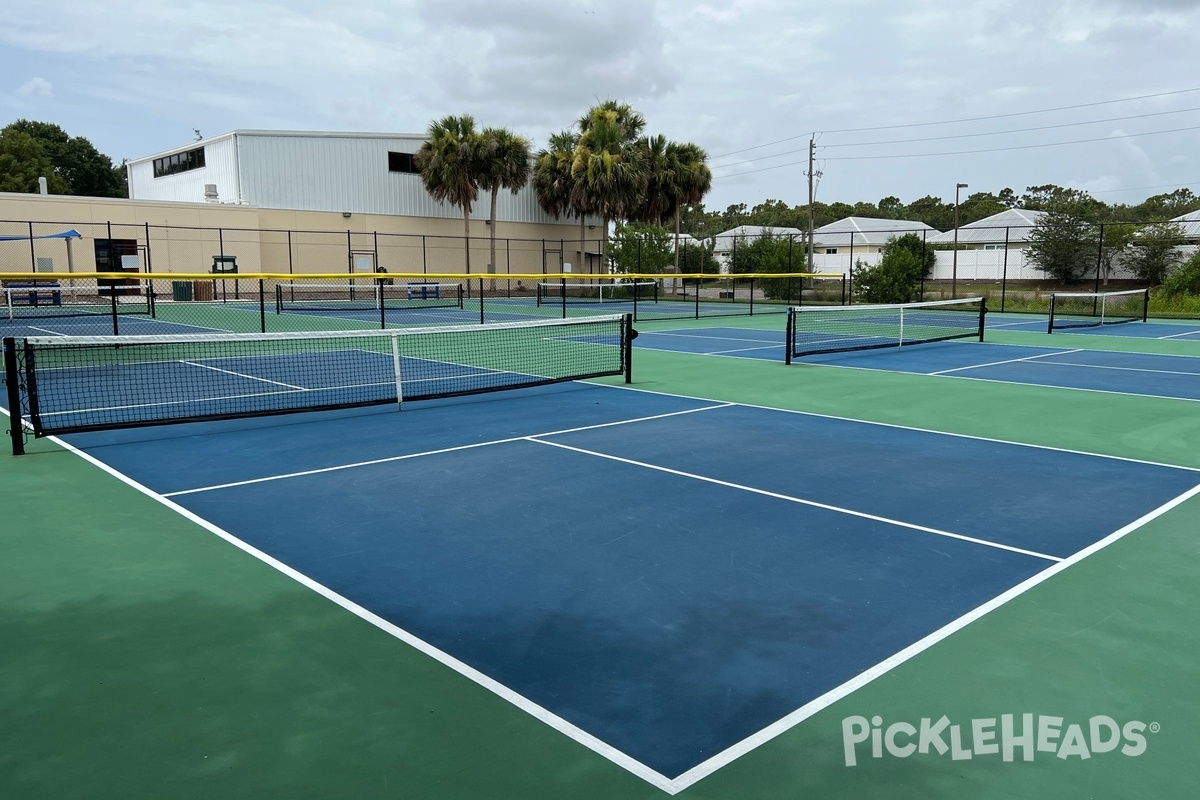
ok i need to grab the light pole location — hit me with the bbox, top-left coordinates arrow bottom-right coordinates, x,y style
952,182 -> 968,299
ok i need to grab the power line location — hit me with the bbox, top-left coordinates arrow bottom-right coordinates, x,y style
822,124 -> 1200,160
711,106 -> 1200,171
707,86 -> 1200,160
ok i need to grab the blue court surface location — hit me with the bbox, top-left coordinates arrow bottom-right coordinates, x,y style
636,327 -> 1200,401
57,380 -> 1200,781
987,314 -> 1200,339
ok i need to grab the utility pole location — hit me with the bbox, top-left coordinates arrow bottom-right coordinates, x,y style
807,137 -> 815,273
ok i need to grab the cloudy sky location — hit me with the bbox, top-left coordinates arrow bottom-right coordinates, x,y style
2,0 -> 1198,212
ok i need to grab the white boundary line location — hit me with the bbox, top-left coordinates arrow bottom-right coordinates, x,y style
667,481 -> 1200,791
32,430 -> 679,793
529,438 -> 1061,563
1157,329 -> 1200,340
603,383 -> 1200,473
5,398 -> 1199,793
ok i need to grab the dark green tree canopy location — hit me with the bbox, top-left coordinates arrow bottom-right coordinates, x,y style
1,119 -> 125,197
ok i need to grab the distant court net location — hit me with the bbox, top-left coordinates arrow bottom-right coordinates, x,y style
3,315 -> 633,454
537,281 -> 658,306
1047,288 -> 1148,332
5,282 -> 154,320
275,281 -> 464,313
785,297 -> 986,362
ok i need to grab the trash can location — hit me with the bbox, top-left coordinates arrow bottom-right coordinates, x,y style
171,281 -> 193,302
192,280 -> 214,301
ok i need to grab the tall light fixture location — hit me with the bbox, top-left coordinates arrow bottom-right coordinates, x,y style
952,182 -> 968,299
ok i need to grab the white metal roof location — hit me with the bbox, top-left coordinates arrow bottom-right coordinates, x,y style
927,208 -> 1047,244
1170,208 -> 1200,239
811,217 -> 937,247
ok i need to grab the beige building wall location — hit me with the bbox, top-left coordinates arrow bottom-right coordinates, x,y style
0,193 -> 602,276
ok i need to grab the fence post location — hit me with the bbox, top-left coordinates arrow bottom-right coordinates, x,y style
1000,227 -> 1010,312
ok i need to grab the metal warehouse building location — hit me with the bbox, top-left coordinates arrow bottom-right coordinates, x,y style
126,129 -> 573,226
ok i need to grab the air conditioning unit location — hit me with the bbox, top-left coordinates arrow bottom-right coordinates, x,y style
204,184 -> 220,203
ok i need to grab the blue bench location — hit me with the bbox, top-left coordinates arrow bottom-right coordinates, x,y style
6,283 -> 62,307
406,282 -> 442,300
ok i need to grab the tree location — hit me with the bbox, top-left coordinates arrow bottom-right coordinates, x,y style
671,142 -> 712,271
608,221 -> 673,274
4,119 -> 124,197
477,127 -> 532,274
1096,223 -> 1137,285
414,115 -> 483,273
851,247 -> 924,303
883,233 -> 935,277
1162,249 -> 1200,297
1026,209 -> 1100,283
635,134 -> 680,226
904,195 -> 954,230
1125,222 -> 1189,286
0,128 -> 69,193
571,102 -> 648,272
678,240 -> 721,274
533,130 -> 590,271
1020,184 -> 1106,220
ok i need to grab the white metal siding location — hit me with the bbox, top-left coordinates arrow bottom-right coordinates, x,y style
234,133 -> 566,224
127,135 -> 240,204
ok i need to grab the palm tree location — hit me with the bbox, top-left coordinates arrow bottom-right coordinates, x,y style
533,130 -> 589,272
672,142 -> 712,272
414,115 -> 481,273
477,127 -> 532,276
637,134 -> 682,226
571,104 -> 648,272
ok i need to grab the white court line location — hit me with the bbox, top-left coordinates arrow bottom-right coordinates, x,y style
8,402 -> 1198,794
606,383 -> 1200,473
667,481 -> 1200,791
705,344 -> 783,356
29,427 -> 679,794
528,438 -> 1061,563
1024,360 -> 1200,378
181,360 -> 307,390
929,348 -> 1082,375
641,330 -> 780,345
163,403 -> 736,496
1157,329 -> 1200,340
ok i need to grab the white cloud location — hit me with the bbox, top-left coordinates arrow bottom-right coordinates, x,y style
17,77 -> 53,97
0,0 -> 1197,210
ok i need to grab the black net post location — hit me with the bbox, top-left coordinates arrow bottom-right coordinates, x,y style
379,278 -> 387,330
4,337 -> 24,455
478,278 -> 485,324
623,313 -> 634,383
694,278 -> 700,319
977,297 -> 988,341
1047,296 -> 1057,334
110,286 -> 120,336
259,280 -> 266,333
1141,288 -> 1150,322
784,310 -> 794,365
749,279 -> 756,316
561,280 -> 567,319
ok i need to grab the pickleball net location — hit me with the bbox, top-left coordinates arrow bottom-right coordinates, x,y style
1047,288 -> 1148,332
3,314 -> 633,454
275,281 -> 465,313
5,282 -> 154,320
785,297 -> 986,362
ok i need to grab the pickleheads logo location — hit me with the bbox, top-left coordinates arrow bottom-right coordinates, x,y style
842,714 -> 1158,767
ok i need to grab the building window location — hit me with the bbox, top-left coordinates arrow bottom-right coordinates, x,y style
825,248 -> 838,254
153,147 -> 205,178
388,152 -> 418,173
983,244 -> 1006,250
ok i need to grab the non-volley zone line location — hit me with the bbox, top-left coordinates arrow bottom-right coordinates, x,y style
166,397 -> 1059,563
